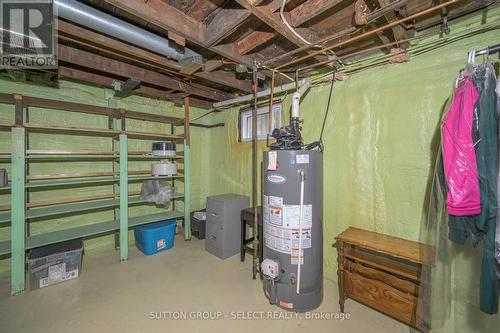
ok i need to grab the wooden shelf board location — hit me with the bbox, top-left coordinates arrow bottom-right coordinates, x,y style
125,130 -> 183,141
0,210 -> 184,255
24,124 -> 120,137
0,194 -> 184,226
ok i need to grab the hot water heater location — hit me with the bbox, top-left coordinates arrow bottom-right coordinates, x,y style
262,81 -> 323,312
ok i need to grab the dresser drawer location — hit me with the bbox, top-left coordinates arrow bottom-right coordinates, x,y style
346,260 -> 419,297
343,270 -> 417,326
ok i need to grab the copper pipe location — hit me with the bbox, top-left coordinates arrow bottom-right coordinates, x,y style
297,31 -> 436,73
275,0 -> 460,70
268,71 -> 275,133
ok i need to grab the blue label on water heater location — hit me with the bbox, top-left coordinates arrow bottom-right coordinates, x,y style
267,174 -> 286,184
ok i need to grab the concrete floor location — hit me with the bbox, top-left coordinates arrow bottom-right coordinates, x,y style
0,235 -> 409,333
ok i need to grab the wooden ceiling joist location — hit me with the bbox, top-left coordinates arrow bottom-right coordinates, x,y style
103,0 -> 260,68
235,0 -> 340,56
204,7 -> 252,47
234,0 -> 319,48
378,0 -> 410,48
290,0 -> 345,27
187,0 -> 224,22
58,45 -> 232,102
238,30 -> 276,55
58,20 -> 253,93
58,66 -> 212,109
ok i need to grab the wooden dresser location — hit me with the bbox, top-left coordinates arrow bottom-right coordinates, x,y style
335,227 -> 431,332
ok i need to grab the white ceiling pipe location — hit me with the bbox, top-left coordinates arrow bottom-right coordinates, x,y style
213,79 -> 310,109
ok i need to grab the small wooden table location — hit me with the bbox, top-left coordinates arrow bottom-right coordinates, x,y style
335,227 -> 431,332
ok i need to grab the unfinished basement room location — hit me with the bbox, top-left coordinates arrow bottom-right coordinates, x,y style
0,0 -> 499,332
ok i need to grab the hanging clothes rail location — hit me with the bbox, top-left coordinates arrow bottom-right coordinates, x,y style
469,44 -> 500,57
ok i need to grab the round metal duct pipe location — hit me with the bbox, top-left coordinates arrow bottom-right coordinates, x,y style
55,0 -> 201,63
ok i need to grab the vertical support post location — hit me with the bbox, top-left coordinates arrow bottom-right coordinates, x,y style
183,96 -> 191,240
251,62 -> 259,279
109,112 -> 120,249
338,240 -> 346,313
119,132 -> 128,261
11,126 -> 26,294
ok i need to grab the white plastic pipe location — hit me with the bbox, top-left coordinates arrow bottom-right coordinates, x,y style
291,79 -> 311,119
296,170 -> 305,294
213,79 -> 310,109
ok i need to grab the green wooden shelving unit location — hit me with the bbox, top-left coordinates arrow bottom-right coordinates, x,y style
0,92 -> 191,294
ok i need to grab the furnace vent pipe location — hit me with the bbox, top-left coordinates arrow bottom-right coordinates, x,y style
291,79 -> 311,119
55,0 -> 200,63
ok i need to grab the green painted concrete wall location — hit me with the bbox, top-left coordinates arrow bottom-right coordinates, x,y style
202,11 -> 500,333
0,7 -> 499,332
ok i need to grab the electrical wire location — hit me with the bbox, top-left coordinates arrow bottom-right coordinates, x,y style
280,0 -> 313,45
279,0 -> 338,60
319,76 -> 335,147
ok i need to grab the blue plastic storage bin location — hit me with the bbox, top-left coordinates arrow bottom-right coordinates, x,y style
134,219 -> 177,255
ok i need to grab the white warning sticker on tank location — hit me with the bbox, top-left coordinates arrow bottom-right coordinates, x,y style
295,154 -> 310,164
283,204 -> 312,229
267,151 -> 278,170
269,196 -> 283,226
291,248 -> 304,265
264,224 -> 292,254
291,228 -> 311,249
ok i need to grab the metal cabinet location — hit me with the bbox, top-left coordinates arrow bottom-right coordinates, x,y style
205,194 -> 250,259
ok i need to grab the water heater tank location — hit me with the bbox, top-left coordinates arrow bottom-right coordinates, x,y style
262,150 -> 323,312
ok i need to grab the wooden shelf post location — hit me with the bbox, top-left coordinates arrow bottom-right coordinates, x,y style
119,133 -> 128,261
11,126 -> 26,294
183,96 -> 191,240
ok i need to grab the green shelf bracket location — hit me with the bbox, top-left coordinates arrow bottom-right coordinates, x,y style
119,134 -> 128,261
11,127 -> 26,295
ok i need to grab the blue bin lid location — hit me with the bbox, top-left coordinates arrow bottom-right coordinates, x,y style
135,219 -> 176,231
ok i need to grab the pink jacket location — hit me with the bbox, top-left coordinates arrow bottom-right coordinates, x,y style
442,77 -> 481,216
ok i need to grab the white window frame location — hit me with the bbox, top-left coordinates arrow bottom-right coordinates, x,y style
239,103 -> 282,142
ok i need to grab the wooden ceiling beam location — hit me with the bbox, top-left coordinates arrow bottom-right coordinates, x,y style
58,66 -> 213,109
378,0 -> 410,48
238,30 -> 276,55
187,0 -> 224,21
58,20 -> 252,93
58,45 -> 232,101
205,8 -> 250,47
103,0 -> 259,68
236,0 -> 340,55
234,0 -> 319,48
290,0 -> 344,27
104,0 -> 204,44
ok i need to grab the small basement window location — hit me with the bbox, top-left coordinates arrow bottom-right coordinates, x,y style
239,103 -> 282,141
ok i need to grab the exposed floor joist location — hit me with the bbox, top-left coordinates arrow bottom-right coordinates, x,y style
290,0 -> 345,27
58,66 -> 212,109
58,45 -> 232,102
58,20 -> 253,93
234,0 -> 319,48
103,0 -> 263,68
